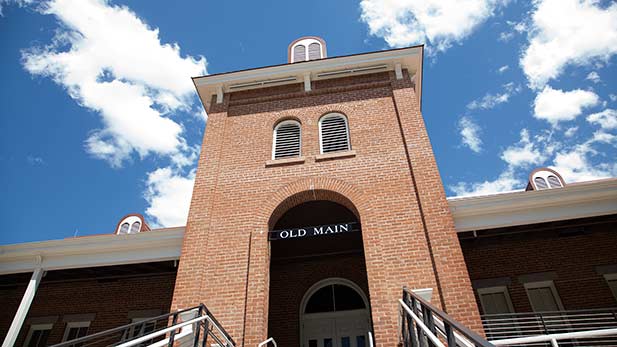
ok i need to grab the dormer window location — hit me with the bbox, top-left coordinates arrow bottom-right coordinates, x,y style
528,168 -> 566,191
289,37 -> 327,63
119,223 -> 130,234
116,214 -> 149,235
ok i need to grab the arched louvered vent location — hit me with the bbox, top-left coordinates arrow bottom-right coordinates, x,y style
273,121 -> 301,159
308,43 -> 321,60
293,45 -> 306,63
534,177 -> 548,190
119,223 -> 130,234
130,221 -> 141,234
547,175 -> 562,188
319,114 -> 350,154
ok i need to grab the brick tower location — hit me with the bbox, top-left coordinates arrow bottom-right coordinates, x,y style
171,38 -> 482,347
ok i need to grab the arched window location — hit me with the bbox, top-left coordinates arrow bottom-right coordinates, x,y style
308,42 -> 322,60
130,221 -> 141,234
273,120 -> 301,159
293,45 -> 306,63
305,284 -> 366,313
319,113 -> 350,154
534,177 -> 548,190
547,175 -> 562,188
290,38 -> 326,63
119,223 -> 130,234
529,168 -> 566,191
116,215 -> 148,235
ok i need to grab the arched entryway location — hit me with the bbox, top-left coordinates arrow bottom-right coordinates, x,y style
267,191 -> 371,347
300,278 -> 371,347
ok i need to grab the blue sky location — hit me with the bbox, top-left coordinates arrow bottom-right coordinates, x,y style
1,0 -> 616,244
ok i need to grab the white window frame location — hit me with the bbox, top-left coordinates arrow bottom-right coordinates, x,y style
23,323 -> 53,347
318,113 -> 351,154
604,273 -> 617,300
532,170 -> 564,189
477,286 -> 515,315
291,39 -> 323,63
524,280 -> 565,312
272,120 -> 302,160
62,321 -> 90,342
117,215 -> 142,234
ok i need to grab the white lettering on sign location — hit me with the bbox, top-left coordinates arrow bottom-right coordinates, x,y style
271,222 -> 357,240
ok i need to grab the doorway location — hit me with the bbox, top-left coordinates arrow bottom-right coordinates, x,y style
301,279 -> 371,347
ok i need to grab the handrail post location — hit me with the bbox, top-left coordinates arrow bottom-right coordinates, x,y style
403,291 -> 419,347
201,317 -> 210,347
539,313 -> 549,335
193,305 -> 204,347
168,312 -> 179,347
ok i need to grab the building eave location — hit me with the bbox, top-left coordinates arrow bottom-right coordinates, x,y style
0,227 -> 185,275
448,178 -> 617,232
193,45 -> 424,110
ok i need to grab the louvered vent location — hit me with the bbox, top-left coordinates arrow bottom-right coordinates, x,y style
308,43 -> 321,60
534,177 -> 548,190
273,121 -> 301,159
320,115 -> 350,153
547,175 -> 562,188
293,45 -> 306,63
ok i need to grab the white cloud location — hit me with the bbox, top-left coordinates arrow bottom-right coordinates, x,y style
533,86 -> 599,125
450,169 -> 522,197
564,126 -> 578,137
521,0 -> 617,89
585,71 -> 601,83
0,0 -> 32,15
21,0 -> 206,167
467,82 -> 520,110
497,65 -> 509,73
458,116 -> 483,153
359,0 -> 509,52
587,109 -> 617,130
551,131 -> 617,183
501,129 -> 544,168
610,94 -> 617,102
26,155 -> 45,165
144,167 -> 195,227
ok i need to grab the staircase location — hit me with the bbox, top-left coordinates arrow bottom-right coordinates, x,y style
50,304 -> 235,347
399,288 -> 617,347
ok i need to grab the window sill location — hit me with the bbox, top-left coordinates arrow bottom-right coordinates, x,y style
315,150 -> 356,162
265,156 -> 305,167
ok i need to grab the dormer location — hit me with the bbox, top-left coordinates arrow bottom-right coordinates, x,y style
115,213 -> 151,235
526,168 -> 566,191
288,37 -> 327,63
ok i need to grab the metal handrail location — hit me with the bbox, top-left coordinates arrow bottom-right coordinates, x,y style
400,287 -> 495,347
490,327 -> 617,346
481,307 -> 617,343
50,303 -> 236,347
258,337 -> 277,347
50,305 -> 203,347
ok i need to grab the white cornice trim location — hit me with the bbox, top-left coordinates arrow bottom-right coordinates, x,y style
0,228 -> 184,275
448,179 -> 617,232
193,46 -> 423,109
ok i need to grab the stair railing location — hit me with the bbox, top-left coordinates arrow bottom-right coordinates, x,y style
50,303 -> 235,347
400,287 -> 495,347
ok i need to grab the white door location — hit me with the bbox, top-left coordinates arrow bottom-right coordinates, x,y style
303,310 -> 370,347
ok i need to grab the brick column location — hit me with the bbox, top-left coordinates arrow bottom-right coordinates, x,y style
389,71 -> 483,332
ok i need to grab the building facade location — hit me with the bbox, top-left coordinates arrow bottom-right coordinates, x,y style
2,38 -> 617,347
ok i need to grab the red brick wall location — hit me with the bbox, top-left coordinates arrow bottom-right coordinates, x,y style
172,70 -> 481,347
460,215 -> 617,314
0,272 -> 176,346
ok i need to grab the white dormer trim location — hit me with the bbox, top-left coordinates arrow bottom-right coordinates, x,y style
291,38 -> 324,63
